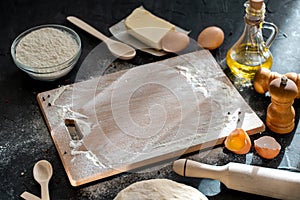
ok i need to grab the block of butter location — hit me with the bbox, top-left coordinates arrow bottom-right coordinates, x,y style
125,7 -> 175,50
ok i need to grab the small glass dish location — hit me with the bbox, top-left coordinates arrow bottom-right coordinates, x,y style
11,24 -> 81,81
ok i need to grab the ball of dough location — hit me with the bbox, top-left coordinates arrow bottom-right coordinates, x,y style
114,179 -> 208,200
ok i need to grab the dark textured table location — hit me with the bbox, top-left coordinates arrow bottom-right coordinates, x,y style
1,0 -> 300,199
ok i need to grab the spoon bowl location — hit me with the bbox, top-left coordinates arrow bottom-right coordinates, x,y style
33,160 -> 53,200
107,40 -> 136,60
67,16 -> 136,60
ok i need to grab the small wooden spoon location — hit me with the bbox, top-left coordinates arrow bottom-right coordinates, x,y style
161,31 -> 190,53
67,16 -> 136,60
33,160 -> 53,200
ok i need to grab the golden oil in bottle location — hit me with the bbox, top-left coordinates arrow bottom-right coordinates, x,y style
226,0 -> 278,82
226,43 -> 273,80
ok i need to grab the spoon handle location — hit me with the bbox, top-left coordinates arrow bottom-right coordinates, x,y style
67,16 -> 109,42
41,181 -> 50,200
21,191 -> 41,200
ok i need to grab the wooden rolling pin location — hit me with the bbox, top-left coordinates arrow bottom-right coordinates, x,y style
173,159 -> 300,200
254,68 -> 300,98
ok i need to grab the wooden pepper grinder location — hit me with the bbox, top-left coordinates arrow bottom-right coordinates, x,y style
266,76 -> 298,134
254,68 -> 300,98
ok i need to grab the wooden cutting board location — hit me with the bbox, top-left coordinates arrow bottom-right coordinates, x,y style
37,50 -> 265,186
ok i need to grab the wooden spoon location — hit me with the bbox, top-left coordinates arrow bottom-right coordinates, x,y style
67,16 -> 136,60
161,31 -> 190,53
33,160 -> 53,200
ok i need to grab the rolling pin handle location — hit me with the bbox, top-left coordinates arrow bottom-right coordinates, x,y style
173,159 -> 227,181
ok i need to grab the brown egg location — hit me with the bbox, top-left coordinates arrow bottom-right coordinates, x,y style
224,128 -> 251,155
254,136 -> 281,159
161,31 -> 190,53
197,26 -> 224,50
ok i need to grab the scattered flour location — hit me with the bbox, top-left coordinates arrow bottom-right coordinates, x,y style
69,140 -> 106,168
176,65 -> 209,97
16,27 -> 78,67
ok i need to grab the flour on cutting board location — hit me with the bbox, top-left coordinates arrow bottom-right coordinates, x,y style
69,140 -> 105,168
49,85 -> 69,105
47,86 -> 91,127
42,85 -> 105,167
176,65 -> 209,98
36,50 -> 265,186
68,63 -> 241,167
80,63 -> 204,165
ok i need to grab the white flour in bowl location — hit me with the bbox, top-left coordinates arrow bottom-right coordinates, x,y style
16,27 -> 78,67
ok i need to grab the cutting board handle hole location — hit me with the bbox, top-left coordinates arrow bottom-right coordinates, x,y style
65,119 -> 83,141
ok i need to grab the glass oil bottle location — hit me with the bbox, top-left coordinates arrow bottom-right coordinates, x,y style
226,0 -> 278,81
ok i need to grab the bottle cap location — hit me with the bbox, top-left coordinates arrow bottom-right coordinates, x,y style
250,0 -> 264,10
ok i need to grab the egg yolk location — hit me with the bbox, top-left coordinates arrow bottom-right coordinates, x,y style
227,136 -> 245,150
224,128 -> 251,155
